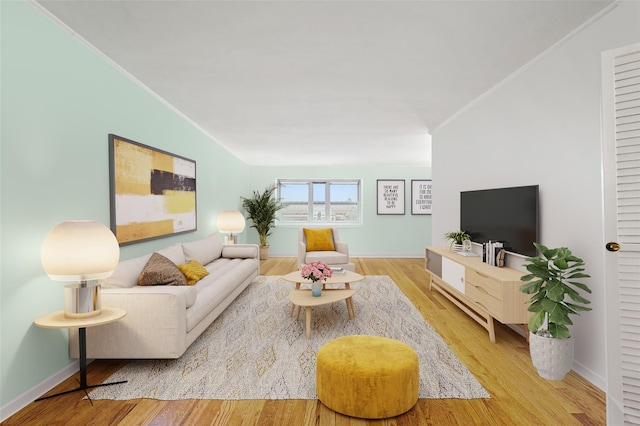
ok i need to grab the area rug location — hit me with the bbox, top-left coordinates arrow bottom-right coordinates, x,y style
88,275 -> 490,401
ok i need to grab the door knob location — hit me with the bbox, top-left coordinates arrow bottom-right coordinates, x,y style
606,242 -> 620,252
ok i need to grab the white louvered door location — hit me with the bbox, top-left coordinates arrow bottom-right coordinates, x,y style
602,42 -> 640,426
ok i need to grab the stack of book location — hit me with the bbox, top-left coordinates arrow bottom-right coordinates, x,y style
483,241 -> 505,267
330,266 -> 346,275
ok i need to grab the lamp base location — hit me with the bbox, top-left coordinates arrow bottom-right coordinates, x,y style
224,234 -> 237,244
64,282 -> 101,319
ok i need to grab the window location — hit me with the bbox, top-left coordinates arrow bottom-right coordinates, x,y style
277,179 -> 362,225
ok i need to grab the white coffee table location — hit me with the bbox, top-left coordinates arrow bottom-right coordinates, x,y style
282,270 -> 364,317
288,289 -> 356,339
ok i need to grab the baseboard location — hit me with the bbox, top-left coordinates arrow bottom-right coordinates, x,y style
0,359 -> 80,422
571,360 -> 605,392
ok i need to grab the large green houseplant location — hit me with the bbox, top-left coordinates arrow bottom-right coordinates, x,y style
241,185 -> 284,259
519,242 -> 592,379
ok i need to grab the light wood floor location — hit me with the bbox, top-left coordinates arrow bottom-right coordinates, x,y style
3,258 -> 605,426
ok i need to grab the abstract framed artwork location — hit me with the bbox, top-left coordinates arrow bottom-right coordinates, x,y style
411,179 -> 432,215
109,134 -> 197,245
376,179 -> 405,215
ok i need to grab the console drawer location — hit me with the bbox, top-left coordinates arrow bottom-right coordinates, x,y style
466,282 -> 502,317
465,268 -> 502,300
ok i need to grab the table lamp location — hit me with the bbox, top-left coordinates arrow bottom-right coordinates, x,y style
41,220 -> 120,319
217,210 -> 245,244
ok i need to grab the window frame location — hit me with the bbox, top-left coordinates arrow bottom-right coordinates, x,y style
276,178 -> 363,226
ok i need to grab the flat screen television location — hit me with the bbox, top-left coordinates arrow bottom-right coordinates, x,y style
460,185 -> 539,257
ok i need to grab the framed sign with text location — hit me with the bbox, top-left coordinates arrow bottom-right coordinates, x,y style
411,179 -> 432,215
377,179 -> 405,215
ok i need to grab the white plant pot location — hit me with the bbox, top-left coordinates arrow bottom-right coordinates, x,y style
529,332 -> 574,380
453,243 -> 463,253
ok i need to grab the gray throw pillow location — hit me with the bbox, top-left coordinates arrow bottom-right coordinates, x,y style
138,252 -> 187,286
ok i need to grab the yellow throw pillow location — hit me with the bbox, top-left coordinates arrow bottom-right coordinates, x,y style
304,228 -> 335,252
177,260 -> 210,285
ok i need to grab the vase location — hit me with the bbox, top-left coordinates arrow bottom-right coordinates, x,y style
312,282 -> 322,297
529,332 -> 574,380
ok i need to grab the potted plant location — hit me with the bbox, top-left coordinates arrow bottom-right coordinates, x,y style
519,242 -> 592,380
241,184 -> 284,259
443,230 -> 471,252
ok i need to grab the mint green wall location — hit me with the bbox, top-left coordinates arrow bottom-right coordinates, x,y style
1,1 -> 432,412
249,166 -> 432,257
0,2 -> 249,407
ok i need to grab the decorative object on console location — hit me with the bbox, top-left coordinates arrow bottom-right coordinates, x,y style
241,184 -> 284,259
109,134 -> 197,246
376,179 -> 405,215
411,179 -> 432,215
520,242 -> 592,380
300,260 -> 333,297
41,220 -> 120,318
217,210 -> 246,244
443,230 -> 471,252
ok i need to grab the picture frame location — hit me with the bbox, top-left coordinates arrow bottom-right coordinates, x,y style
109,134 -> 197,245
411,179 -> 432,215
377,179 -> 405,215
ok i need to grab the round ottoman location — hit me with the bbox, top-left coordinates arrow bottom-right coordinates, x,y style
316,335 -> 419,419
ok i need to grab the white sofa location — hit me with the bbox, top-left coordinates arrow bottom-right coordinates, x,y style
70,233 -> 259,359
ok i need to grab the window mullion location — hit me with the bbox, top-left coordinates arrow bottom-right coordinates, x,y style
307,182 -> 314,221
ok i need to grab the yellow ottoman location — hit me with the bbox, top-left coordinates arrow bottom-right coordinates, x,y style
316,335 -> 419,419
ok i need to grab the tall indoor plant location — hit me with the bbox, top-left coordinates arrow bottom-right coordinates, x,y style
519,242 -> 592,380
241,184 -> 284,259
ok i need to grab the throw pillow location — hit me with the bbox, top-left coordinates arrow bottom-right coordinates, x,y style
177,260 -> 210,285
138,253 -> 188,286
182,233 -> 223,265
304,228 -> 335,252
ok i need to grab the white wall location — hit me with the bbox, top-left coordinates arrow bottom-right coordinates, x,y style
431,1 -> 640,391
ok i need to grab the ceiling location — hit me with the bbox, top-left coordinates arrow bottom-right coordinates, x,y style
36,0 -> 613,167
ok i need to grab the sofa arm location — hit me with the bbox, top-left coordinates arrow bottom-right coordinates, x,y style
70,286 -> 189,359
298,241 -> 307,269
222,244 -> 259,259
335,240 -> 349,257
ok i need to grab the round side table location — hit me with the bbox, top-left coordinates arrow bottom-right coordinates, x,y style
34,307 -> 127,402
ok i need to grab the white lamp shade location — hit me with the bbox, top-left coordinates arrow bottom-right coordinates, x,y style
217,210 -> 246,233
41,220 -> 120,281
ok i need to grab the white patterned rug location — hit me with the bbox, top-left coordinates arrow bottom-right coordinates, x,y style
88,275 -> 489,400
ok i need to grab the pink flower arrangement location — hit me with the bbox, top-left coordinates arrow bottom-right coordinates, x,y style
300,260 -> 333,283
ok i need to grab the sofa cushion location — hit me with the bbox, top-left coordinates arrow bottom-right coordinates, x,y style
177,260 -> 210,285
101,253 -> 152,288
186,258 -> 259,331
157,243 -> 187,265
139,253 -> 188,286
304,228 -> 335,252
305,251 -> 349,265
182,233 -> 223,265
222,245 -> 258,259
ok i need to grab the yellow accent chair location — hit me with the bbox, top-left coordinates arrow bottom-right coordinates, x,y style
298,227 -> 355,271
316,335 -> 419,419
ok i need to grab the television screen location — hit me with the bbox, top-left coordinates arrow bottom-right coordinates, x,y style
460,185 -> 539,257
